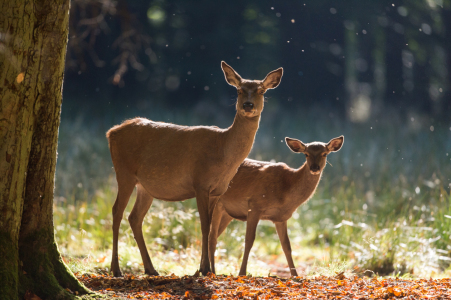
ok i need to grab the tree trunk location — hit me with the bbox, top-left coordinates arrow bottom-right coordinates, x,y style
371,24 -> 386,117
344,22 -> 361,122
0,1 -> 94,299
442,1 -> 451,115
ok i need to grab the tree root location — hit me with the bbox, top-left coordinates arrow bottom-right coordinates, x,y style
18,230 -> 100,300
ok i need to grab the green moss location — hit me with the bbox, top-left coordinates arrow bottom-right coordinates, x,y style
0,231 -> 19,300
19,229 -> 98,300
51,240 -> 92,294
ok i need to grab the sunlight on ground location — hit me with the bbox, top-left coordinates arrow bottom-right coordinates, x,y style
61,243 -> 332,278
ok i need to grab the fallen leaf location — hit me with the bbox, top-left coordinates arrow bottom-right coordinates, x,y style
75,272 -> 451,299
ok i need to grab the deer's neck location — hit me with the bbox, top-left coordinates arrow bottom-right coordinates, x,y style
291,162 -> 322,203
224,113 -> 260,165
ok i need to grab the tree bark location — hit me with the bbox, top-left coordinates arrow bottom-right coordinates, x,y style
344,22 -> 359,121
0,1 -> 95,299
442,1 -> 451,115
371,24 -> 386,117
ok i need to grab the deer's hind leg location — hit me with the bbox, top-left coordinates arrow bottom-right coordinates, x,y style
111,174 -> 136,277
217,212 -> 234,237
128,184 -> 158,275
209,201 -> 233,274
238,210 -> 260,276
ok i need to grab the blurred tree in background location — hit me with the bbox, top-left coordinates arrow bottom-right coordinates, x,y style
64,0 -> 451,122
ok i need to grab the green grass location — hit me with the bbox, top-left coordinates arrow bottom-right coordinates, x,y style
54,108 -> 451,277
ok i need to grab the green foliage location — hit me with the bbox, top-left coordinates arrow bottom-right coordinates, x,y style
433,188 -> 451,262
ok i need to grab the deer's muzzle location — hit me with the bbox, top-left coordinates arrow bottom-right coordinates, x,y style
310,165 -> 320,173
243,102 -> 254,112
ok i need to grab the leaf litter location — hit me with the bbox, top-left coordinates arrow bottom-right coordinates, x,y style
76,271 -> 451,299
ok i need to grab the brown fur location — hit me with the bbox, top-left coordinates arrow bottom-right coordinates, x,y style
209,136 -> 344,276
107,61 -> 283,277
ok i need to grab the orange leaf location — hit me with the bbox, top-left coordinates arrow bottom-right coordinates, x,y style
277,280 -> 286,287
393,288 -> 403,297
96,256 -> 106,263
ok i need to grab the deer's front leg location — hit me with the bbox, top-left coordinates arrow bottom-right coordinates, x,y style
275,220 -> 298,276
196,190 -> 217,275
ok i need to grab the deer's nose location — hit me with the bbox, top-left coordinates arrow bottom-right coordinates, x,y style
243,102 -> 254,112
310,165 -> 320,172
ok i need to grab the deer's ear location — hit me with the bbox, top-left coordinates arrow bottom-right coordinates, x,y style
221,61 -> 242,87
285,137 -> 306,153
262,67 -> 283,89
327,136 -> 344,152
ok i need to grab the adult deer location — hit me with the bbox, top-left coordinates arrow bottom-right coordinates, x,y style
106,61 -> 283,276
208,136 -> 344,276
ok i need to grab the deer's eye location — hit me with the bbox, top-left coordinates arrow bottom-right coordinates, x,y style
322,153 -> 327,157
305,154 -> 309,158
237,90 -> 242,95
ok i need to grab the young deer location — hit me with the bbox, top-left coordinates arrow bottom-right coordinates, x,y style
208,136 -> 344,276
106,61 -> 283,277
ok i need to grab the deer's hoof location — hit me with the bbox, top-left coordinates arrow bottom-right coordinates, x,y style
145,269 -> 159,276
112,270 -> 123,277
199,267 -> 211,276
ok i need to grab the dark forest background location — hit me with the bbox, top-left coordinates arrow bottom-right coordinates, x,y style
63,0 -> 451,123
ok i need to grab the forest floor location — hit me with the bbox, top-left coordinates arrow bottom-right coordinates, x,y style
76,271 -> 451,299
66,251 -> 451,299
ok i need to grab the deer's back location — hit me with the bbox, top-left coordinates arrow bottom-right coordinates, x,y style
107,118 -> 231,200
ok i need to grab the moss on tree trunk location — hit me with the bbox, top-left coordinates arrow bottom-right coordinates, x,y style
19,230 -> 92,299
0,232 -> 19,299
0,1 -> 97,299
